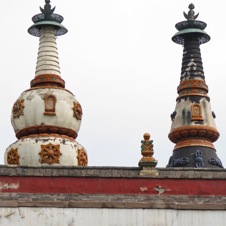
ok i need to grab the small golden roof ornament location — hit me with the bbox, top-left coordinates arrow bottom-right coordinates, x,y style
138,133 -> 159,176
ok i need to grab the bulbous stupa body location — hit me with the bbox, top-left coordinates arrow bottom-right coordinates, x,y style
5,0 -> 88,166
168,4 -> 222,168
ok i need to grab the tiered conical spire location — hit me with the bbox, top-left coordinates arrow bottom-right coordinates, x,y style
5,0 -> 88,166
168,4 -> 223,168
28,0 -> 67,88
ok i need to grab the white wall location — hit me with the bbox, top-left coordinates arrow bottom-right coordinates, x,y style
0,208 -> 225,226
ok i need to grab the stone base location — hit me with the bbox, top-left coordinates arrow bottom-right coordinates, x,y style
139,167 -> 159,176
167,146 -> 223,168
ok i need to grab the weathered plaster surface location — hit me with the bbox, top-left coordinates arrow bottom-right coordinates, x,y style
0,182 -> 19,190
0,208 -> 225,226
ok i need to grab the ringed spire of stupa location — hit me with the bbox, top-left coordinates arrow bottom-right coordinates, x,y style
5,0 -> 88,166
167,4 -> 223,168
28,0 -> 67,88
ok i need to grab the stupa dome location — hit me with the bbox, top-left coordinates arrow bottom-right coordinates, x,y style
11,88 -> 82,139
5,137 -> 87,166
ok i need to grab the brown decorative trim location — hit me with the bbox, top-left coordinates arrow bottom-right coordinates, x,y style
176,79 -> 209,100
174,139 -> 215,150
31,74 -> 65,88
25,87 -> 74,95
7,148 -> 20,165
18,133 -> 76,141
39,143 -> 61,164
44,94 -> 56,116
168,125 -> 219,143
72,102 -> 83,120
77,148 -> 88,166
16,125 -> 77,139
12,99 -> 25,119
177,79 -> 208,94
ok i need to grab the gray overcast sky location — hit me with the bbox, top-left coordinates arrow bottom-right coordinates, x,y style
0,0 -> 226,167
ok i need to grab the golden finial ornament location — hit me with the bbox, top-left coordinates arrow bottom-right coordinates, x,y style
138,133 -> 159,176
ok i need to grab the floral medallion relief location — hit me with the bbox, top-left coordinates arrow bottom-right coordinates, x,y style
13,99 -> 25,119
7,148 -> 20,165
72,102 -> 83,120
39,143 -> 61,164
77,148 -> 88,166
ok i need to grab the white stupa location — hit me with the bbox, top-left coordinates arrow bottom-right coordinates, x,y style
5,0 -> 88,166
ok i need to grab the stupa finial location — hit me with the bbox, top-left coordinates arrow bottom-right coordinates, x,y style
138,133 -> 159,176
40,0 -> 55,19
183,3 -> 199,20
28,0 -> 67,37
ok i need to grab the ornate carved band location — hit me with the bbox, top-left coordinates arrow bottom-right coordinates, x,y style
177,79 -> 209,99
173,138 -> 215,150
16,125 -> 77,139
31,74 -> 65,88
18,133 -> 76,141
168,125 -> 219,143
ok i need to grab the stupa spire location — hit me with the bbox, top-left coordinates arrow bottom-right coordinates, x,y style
28,0 -> 67,88
5,1 -> 87,167
168,4 -> 223,168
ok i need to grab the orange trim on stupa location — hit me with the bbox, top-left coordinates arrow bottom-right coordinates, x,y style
168,125 -> 219,143
173,138 -> 215,150
30,74 -> 65,88
16,125 -> 77,139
